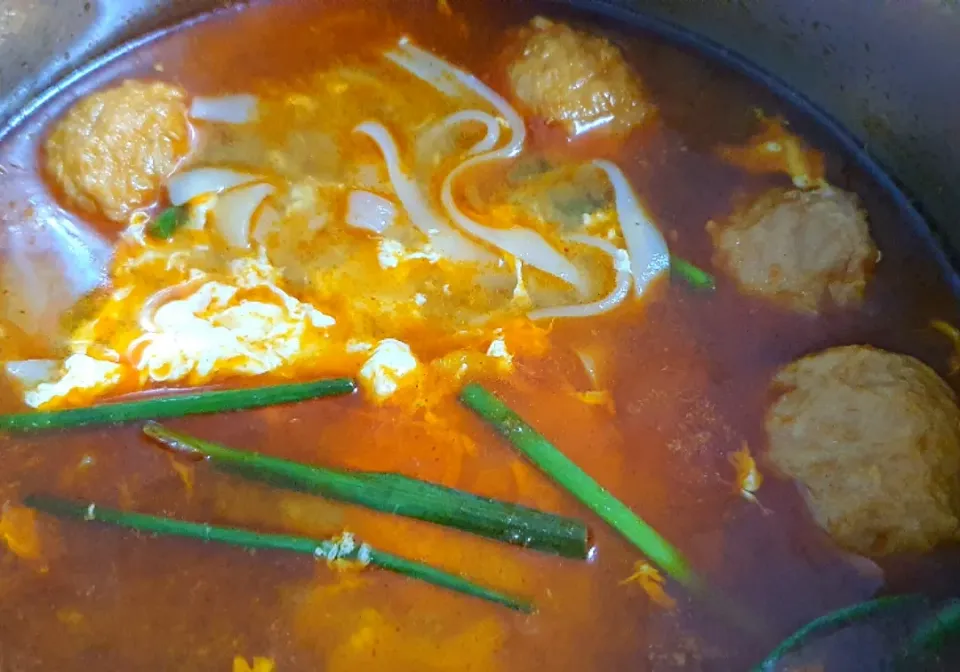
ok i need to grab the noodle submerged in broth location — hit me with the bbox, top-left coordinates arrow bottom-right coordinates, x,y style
17,27 -> 668,412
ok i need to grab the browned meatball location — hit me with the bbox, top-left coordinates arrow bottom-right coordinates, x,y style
766,345 -> 960,556
507,18 -> 652,137
709,187 -> 877,313
45,80 -> 190,223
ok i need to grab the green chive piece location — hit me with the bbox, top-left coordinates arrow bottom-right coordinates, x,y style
752,595 -> 928,672
366,548 -> 532,612
0,378 -> 355,433
147,206 -> 188,240
897,599 -> 960,670
670,256 -> 716,291
459,383 -> 695,586
144,423 -> 590,559
459,385 -> 768,635
24,494 -> 533,613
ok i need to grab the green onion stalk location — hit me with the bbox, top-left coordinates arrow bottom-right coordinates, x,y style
460,384 -> 694,584
144,423 -> 590,559
751,595 -> 928,672
459,384 -> 766,633
896,599 -> 960,670
147,206 -> 188,239
0,378 -> 355,433
25,494 -> 533,613
670,256 -> 716,291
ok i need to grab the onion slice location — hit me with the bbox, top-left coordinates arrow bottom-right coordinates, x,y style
3,360 -> 59,388
528,235 -> 632,321
592,160 -> 669,297
252,205 -> 281,245
346,191 -> 398,234
354,122 -> 493,263
168,168 -> 259,206
189,94 -> 259,124
212,182 -> 275,249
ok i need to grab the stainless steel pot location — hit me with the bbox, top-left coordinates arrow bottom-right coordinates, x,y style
0,2 -> 957,668
2,0 -> 958,253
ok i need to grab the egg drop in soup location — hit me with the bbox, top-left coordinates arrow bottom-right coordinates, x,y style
0,1 -> 959,670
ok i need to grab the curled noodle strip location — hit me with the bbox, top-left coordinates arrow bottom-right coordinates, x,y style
420,110 -> 503,159
592,160 -> 670,297
354,121 -> 493,263
528,235 -> 632,321
388,38 -> 587,293
387,37 -> 526,153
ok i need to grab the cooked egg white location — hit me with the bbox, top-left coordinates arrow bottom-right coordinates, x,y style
24,354 -> 126,409
15,167 -> 559,411
19,244 -> 342,407
128,275 -> 335,383
125,256 -> 337,384
376,239 -> 442,270
486,336 -> 513,371
358,339 -> 419,401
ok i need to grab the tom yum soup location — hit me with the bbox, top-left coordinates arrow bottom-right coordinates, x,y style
1,1 -> 959,670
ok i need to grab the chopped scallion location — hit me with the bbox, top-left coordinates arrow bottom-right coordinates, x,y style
147,206 -> 188,239
751,595 -> 927,672
144,423 -> 590,559
671,256 -> 716,291
461,385 -> 770,634
459,383 -> 695,586
0,378 -> 355,433
25,494 -> 533,612
896,599 -> 960,670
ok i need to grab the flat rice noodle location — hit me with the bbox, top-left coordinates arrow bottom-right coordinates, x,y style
386,38 -> 585,291
387,37 -> 525,155
168,168 -> 259,206
592,160 -> 669,297
252,204 -> 281,245
183,195 -> 218,231
442,151 -> 587,293
212,182 -> 275,249
189,94 -> 259,124
346,191 -> 398,234
417,110 -> 503,172
528,235 -> 632,320
385,45 -> 465,98
353,121 -> 493,263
